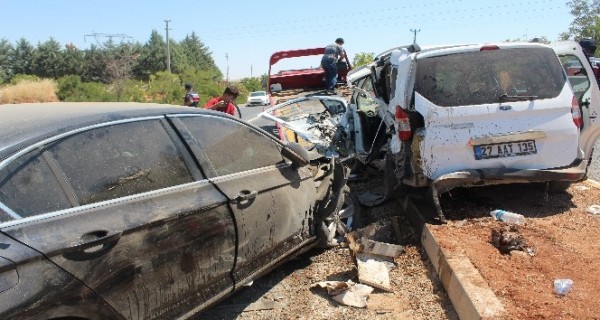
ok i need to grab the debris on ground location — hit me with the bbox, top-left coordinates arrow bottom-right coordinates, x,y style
355,253 -> 396,291
310,280 -> 374,308
356,191 -> 386,207
553,279 -> 574,296
587,204 -> 600,215
345,220 -> 405,291
490,225 -> 532,255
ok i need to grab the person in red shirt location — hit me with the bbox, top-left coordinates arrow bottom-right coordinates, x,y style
204,85 -> 239,116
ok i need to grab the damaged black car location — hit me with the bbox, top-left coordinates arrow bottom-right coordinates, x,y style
0,102 -> 357,319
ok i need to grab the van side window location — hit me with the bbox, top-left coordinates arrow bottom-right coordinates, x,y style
559,54 -> 591,102
47,120 -> 194,205
0,149 -> 71,220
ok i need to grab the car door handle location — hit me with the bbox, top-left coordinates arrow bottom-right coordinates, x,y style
234,190 -> 258,203
62,230 -> 122,261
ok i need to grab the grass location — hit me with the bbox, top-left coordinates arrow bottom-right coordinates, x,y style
0,79 -> 59,104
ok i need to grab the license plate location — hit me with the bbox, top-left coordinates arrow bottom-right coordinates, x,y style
474,140 -> 537,160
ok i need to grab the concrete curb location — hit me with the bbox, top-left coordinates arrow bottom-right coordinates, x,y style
583,178 -> 600,189
422,225 -> 506,320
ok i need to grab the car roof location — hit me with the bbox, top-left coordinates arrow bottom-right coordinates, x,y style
0,102 -> 215,159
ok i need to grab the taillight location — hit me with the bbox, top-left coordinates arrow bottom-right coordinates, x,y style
571,96 -> 582,129
395,105 -> 412,141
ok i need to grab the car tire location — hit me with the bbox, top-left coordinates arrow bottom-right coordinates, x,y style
317,186 -> 362,248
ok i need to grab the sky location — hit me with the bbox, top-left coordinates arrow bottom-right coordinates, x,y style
1,0 -> 574,80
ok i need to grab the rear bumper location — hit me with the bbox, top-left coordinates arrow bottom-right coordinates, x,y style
432,159 -> 588,192
428,159 -> 588,222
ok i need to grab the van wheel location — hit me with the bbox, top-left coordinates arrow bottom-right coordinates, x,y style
317,187 -> 362,248
546,181 -> 571,193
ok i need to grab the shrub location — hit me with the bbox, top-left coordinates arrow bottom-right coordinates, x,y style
57,75 -> 114,102
0,79 -> 58,104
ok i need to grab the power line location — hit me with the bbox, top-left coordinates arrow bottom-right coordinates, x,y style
83,33 -> 133,47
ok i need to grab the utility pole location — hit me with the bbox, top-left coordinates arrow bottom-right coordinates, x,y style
251,65 -> 253,78
410,28 -> 421,45
165,20 -> 171,73
225,53 -> 229,83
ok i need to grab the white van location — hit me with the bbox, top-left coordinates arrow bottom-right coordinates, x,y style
260,41 -> 600,220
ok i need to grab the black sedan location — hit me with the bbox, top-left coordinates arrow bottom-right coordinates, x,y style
0,102 -> 358,319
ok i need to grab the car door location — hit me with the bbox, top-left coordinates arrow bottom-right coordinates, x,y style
170,114 -> 316,285
553,41 -> 600,166
0,118 -> 236,319
259,96 -> 352,158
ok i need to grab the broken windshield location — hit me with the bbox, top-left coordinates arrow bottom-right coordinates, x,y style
415,47 -> 566,107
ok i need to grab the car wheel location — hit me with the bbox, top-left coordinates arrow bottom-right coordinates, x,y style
317,186 -> 361,248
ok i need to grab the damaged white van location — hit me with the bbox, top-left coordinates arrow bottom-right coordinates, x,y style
260,41 -> 600,221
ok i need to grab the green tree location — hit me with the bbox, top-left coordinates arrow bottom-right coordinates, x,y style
239,77 -> 263,93
82,44 -> 108,83
176,32 -> 222,77
12,38 -> 35,76
104,41 -> 140,100
565,0 -> 600,54
134,30 -> 167,80
31,38 -> 64,78
353,52 -> 375,68
0,39 -> 13,83
62,43 -> 85,77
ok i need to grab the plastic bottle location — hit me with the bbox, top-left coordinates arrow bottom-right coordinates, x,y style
554,279 -> 573,296
490,209 -> 526,225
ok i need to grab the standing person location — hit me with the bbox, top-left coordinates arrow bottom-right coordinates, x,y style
321,38 -> 348,95
204,85 -> 239,116
183,83 -> 200,107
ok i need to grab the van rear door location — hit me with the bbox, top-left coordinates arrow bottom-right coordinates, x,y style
414,44 -> 581,180
552,41 -> 600,167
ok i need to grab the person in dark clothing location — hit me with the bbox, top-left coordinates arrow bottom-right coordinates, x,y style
183,83 -> 200,107
321,38 -> 348,95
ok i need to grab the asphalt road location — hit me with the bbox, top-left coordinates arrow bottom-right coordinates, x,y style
239,103 -> 279,137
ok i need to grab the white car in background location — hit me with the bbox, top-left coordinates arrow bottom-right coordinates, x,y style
247,91 -> 270,106
261,41 -> 600,221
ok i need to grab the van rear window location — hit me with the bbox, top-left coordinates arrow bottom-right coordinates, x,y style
415,47 -> 566,107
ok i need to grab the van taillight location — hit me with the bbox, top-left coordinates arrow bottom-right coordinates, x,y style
395,105 -> 412,141
571,96 -> 582,129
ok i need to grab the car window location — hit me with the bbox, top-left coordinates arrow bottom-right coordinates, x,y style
180,116 -> 285,177
0,149 -> 72,220
47,120 -> 194,205
357,77 -> 379,113
415,47 -> 566,107
251,92 -> 266,97
559,54 -> 591,102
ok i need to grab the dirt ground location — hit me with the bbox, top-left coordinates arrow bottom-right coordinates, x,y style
429,181 -> 600,320
201,177 -> 459,320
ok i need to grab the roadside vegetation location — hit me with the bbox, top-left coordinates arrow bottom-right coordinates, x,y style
0,31 -> 265,105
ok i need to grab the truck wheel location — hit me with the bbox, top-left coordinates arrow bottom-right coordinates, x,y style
317,187 -> 362,248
